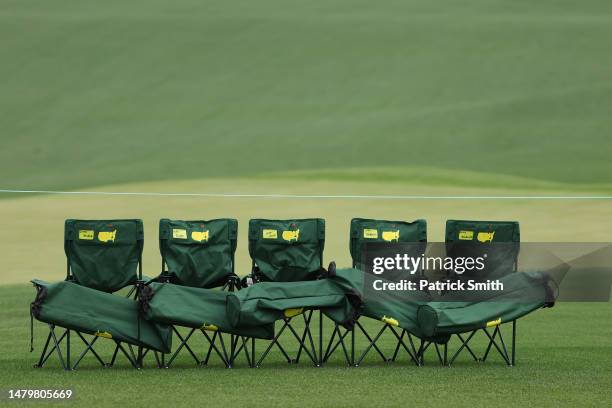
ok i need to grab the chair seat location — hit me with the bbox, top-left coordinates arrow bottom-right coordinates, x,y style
140,282 -> 275,340
31,280 -> 172,353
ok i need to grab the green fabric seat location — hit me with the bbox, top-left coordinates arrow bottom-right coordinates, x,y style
445,219 -> 520,279
321,218 -> 430,366
31,219 -> 156,370
32,280 -> 172,353
331,267 -> 451,344
350,218 -> 427,270
159,219 -> 238,289
226,272 -> 361,330
417,271 -> 553,338
140,282 -> 274,340
249,218 -> 325,282
64,219 -> 144,292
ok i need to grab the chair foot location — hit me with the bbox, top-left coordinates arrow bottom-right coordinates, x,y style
103,363 -> 113,369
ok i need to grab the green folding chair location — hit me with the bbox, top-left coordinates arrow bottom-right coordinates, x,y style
323,218 -> 427,366
246,218 -> 326,367
436,219 -> 523,365
154,218 -> 247,367
31,219 -> 169,370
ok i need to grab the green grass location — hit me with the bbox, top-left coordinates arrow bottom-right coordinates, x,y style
2,177 -> 612,286
1,1 -> 611,406
2,285 -> 611,407
2,0 -> 612,191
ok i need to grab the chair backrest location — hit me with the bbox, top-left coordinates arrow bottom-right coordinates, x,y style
64,219 -> 144,293
445,219 -> 520,275
248,218 -> 325,282
159,218 -> 238,288
349,218 -> 427,270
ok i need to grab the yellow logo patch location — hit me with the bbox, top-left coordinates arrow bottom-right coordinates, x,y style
78,230 -> 94,240
262,229 -> 277,239
486,318 -> 501,327
191,230 -> 209,242
98,230 -> 116,243
458,230 -> 474,240
284,308 -> 304,318
477,232 -> 495,243
94,331 -> 112,339
382,230 -> 400,242
201,324 -> 218,332
381,316 -> 399,326
282,229 -> 300,242
363,229 -> 378,239
172,228 -> 187,239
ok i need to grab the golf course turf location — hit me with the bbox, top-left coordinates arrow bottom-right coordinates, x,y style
2,283 -> 610,407
1,0 -> 611,407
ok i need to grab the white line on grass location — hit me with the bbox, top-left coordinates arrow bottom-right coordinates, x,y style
1,189 -> 612,200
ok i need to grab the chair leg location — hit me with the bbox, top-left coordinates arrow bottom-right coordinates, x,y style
34,330 -> 52,368
116,342 -> 139,369
49,326 -> 67,370
37,325 -> 69,369
388,327 -> 419,366
323,325 -> 352,365
285,320 -> 318,366
255,321 -> 293,367
482,326 -> 511,365
351,327 -> 355,366
456,333 -> 479,362
294,311 -> 318,366
356,321 -> 389,363
319,310 -> 323,366
201,330 -> 231,368
166,328 -> 199,368
72,333 -> 106,369
355,324 -> 389,366
448,330 -> 478,366
231,336 -> 252,367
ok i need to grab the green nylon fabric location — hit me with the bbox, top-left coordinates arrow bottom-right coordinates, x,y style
248,218 -> 325,282
140,282 -> 274,339
350,218 -> 427,268
31,280 -> 172,353
445,219 -> 520,279
226,276 -> 361,329
159,219 -> 238,288
417,272 -> 553,338
445,219 -> 520,243
65,219 -> 143,293
330,268 -> 446,341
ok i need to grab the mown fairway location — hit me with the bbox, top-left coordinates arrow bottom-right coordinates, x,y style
1,0 -> 612,191
2,284 -> 611,408
0,178 -> 611,408
1,0 -> 611,407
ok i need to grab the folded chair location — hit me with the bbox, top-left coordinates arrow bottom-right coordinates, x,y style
139,282 -> 274,368
30,219 -> 171,370
417,271 -> 555,366
323,218 -> 427,366
430,219 -> 552,366
151,218 -> 249,367
226,268 -> 361,367
245,218 -> 327,367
